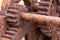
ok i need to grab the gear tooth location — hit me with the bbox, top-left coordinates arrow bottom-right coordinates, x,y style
38,0 -> 55,38
2,26 -> 20,40
6,5 -> 20,27
6,4 -> 28,27
37,0 -> 53,15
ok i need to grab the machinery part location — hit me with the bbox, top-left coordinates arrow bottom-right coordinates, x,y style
51,1 -> 59,16
2,5 -> 29,40
23,0 -> 55,38
11,0 -> 39,12
0,12 -> 8,38
1,25 -> 22,40
1,21 -> 38,40
20,10 -> 60,40
23,0 -> 39,11
21,12 -> 60,25
18,22 -> 38,40
1,0 -> 30,40
37,0 -> 53,15
37,0 -> 60,39
36,0 -> 53,38
6,0 -> 28,27
55,1 -> 60,39
6,5 -> 28,26
6,5 -> 21,27
1,0 -> 60,40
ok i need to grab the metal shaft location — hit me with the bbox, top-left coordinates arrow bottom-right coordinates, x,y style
21,12 -> 60,25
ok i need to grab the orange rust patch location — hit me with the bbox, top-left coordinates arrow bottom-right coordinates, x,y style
2,0 -> 8,8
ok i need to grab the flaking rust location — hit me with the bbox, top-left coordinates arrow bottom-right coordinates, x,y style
0,0 -> 60,40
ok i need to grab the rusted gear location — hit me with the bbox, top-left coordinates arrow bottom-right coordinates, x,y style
1,0 -> 60,40
32,0 -> 54,38
37,0 -> 53,15
33,0 -> 60,39
6,1 -> 28,27
1,0 -> 34,40
52,0 -> 60,40
1,20 -> 38,40
1,26 -> 21,40
6,5 -> 20,27
1,1 -> 29,40
37,0 -> 60,40
0,12 -> 8,39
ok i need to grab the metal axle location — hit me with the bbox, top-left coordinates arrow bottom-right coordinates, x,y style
21,12 -> 60,25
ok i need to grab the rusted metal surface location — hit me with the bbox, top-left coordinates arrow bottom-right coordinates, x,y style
0,0 -> 60,40
6,5 -> 21,27
2,0 -> 38,40
21,13 -> 60,25
0,12 -> 8,39
1,20 -> 38,40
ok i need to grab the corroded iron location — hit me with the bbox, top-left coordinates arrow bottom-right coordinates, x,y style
0,0 -> 60,40
21,12 -> 60,25
0,12 -> 8,39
